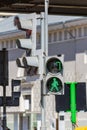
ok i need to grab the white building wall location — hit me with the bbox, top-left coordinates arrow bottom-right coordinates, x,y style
0,15 -> 87,130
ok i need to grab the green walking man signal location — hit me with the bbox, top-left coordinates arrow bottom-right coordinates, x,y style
47,77 -> 62,93
50,78 -> 59,92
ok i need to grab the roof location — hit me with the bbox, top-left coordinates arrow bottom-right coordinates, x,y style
0,14 -> 85,34
0,0 -> 87,15
48,15 -> 84,24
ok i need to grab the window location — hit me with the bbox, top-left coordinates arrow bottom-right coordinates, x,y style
59,31 -> 62,41
2,41 -> 5,49
37,34 -> 40,44
84,26 -> 87,36
74,28 -> 77,38
69,29 -> 73,39
53,32 -> 57,42
24,95 -> 31,110
48,33 -> 52,42
64,30 -> 67,40
2,41 -> 4,48
10,40 -> 14,48
78,27 -> 82,37
6,40 -> 9,48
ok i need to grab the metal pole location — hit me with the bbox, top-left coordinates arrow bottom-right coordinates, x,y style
70,83 -> 77,130
67,82 -> 77,130
3,48 -> 7,130
70,83 -> 77,124
40,12 -> 46,130
3,83 -> 6,130
40,12 -> 45,54
40,0 -> 49,129
44,0 -> 49,56
56,118 -> 58,130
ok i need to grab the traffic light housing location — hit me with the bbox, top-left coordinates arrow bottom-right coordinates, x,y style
15,13 -> 37,56
15,13 -> 42,78
14,14 -> 32,38
22,54 -> 40,76
45,55 -> 64,95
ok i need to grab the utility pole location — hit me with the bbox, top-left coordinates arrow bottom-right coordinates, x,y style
2,48 -> 8,130
40,12 -> 46,130
66,82 -> 77,130
44,0 -> 49,56
3,83 -> 6,130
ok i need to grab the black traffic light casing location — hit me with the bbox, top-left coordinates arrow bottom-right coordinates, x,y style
55,82 -> 86,112
11,79 -> 21,100
0,96 -> 19,106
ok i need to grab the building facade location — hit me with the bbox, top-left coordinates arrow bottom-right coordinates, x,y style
0,15 -> 87,130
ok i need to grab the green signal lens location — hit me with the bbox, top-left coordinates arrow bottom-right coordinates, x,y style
46,57 -> 63,74
46,77 -> 63,92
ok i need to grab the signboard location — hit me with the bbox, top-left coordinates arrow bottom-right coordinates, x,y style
55,83 -> 86,112
75,126 -> 87,130
0,96 -> 19,106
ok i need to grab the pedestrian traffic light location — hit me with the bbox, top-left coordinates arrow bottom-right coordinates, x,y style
46,55 -> 64,95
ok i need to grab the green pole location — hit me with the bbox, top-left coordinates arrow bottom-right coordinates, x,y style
67,82 -> 77,123
70,82 -> 77,123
